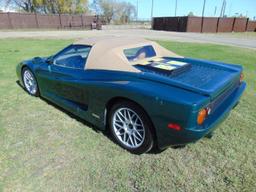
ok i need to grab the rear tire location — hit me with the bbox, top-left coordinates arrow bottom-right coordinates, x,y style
22,67 -> 39,97
109,101 -> 154,154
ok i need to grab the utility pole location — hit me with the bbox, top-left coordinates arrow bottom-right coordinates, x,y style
201,0 -> 206,33
151,0 -> 154,19
136,0 -> 138,21
175,0 -> 177,16
202,0 -> 206,18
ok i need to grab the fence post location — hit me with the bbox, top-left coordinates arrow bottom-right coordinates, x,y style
232,17 -> 236,32
216,17 -> 220,33
69,15 -> 73,29
59,14 -> 62,29
201,17 -> 204,33
7,12 -> 13,29
81,14 -> 84,28
245,18 -> 249,32
185,17 -> 188,32
59,13 -> 62,28
35,13 -> 39,28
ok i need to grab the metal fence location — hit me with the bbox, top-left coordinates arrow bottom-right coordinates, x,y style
152,16 -> 256,33
0,12 -> 102,29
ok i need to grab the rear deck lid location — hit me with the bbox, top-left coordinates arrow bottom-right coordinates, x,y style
136,57 -> 242,100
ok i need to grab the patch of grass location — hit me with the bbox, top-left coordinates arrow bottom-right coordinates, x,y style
1,39 -> 256,191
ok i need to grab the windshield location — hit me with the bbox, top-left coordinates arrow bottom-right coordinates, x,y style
123,45 -> 156,62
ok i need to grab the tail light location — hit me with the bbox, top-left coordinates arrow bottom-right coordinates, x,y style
197,108 -> 208,125
240,73 -> 244,83
167,123 -> 182,131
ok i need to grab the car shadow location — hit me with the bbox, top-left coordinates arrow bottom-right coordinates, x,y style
16,80 -> 169,155
16,80 -> 112,136
16,79 -> 129,149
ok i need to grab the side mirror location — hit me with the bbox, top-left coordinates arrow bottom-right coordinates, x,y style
46,56 -> 53,64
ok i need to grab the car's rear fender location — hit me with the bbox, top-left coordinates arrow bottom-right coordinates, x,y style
86,78 -> 209,147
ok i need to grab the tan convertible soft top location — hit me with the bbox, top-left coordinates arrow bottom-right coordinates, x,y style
75,36 -> 182,72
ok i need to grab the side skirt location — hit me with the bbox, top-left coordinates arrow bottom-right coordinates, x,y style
40,91 -> 106,130
42,92 -> 89,120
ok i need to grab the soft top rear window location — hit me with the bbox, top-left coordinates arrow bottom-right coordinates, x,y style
124,45 -> 156,62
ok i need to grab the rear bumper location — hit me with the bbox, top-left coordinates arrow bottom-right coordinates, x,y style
158,82 -> 246,149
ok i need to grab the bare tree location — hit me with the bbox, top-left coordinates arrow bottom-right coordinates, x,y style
99,0 -> 114,23
5,0 -> 36,12
91,0 -> 136,24
5,0 -> 89,14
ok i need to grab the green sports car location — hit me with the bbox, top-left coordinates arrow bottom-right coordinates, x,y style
16,37 -> 246,154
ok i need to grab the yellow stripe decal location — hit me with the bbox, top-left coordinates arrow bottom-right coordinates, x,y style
152,57 -> 164,62
167,61 -> 188,66
154,64 -> 176,70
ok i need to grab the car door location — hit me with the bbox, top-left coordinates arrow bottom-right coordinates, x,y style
38,44 -> 91,109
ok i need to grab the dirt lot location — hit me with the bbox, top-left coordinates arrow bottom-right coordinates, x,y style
1,29 -> 256,49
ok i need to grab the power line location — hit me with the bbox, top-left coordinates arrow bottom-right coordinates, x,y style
136,0 -> 138,21
220,0 -> 226,17
228,3 -> 232,17
151,0 -> 154,19
223,0 -> 226,17
175,0 -> 177,16
201,0 -> 206,33
214,6 -> 217,16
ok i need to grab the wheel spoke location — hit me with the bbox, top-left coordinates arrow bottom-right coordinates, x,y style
127,110 -> 132,122
117,132 -> 124,136
133,132 -> 141,142
133,122 -> 142,130
115,119 -> 123,123
115,120 -> 123,125
134,116 -> 139,124
27,72 -> 32,80
124,110 -> 128,120
129,135 -> 135,146
114,123 -> 123,130
134,129 -> 142,139
123,132 -> 127,143
117,111 -> 126,121
132,134 -> 138,145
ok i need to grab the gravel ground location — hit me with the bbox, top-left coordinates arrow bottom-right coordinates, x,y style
1,29 -> 256,49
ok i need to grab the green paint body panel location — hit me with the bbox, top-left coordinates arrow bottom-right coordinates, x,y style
16,55 -> 246,149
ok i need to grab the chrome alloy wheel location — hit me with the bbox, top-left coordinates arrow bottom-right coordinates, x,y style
112,108 -> 145,148
23,69 -> 37,95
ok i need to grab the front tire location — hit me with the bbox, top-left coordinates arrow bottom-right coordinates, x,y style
22,67 -> 39,96
109,101 -> 154,154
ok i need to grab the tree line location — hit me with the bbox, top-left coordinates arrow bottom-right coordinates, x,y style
4,0 -> 136,24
